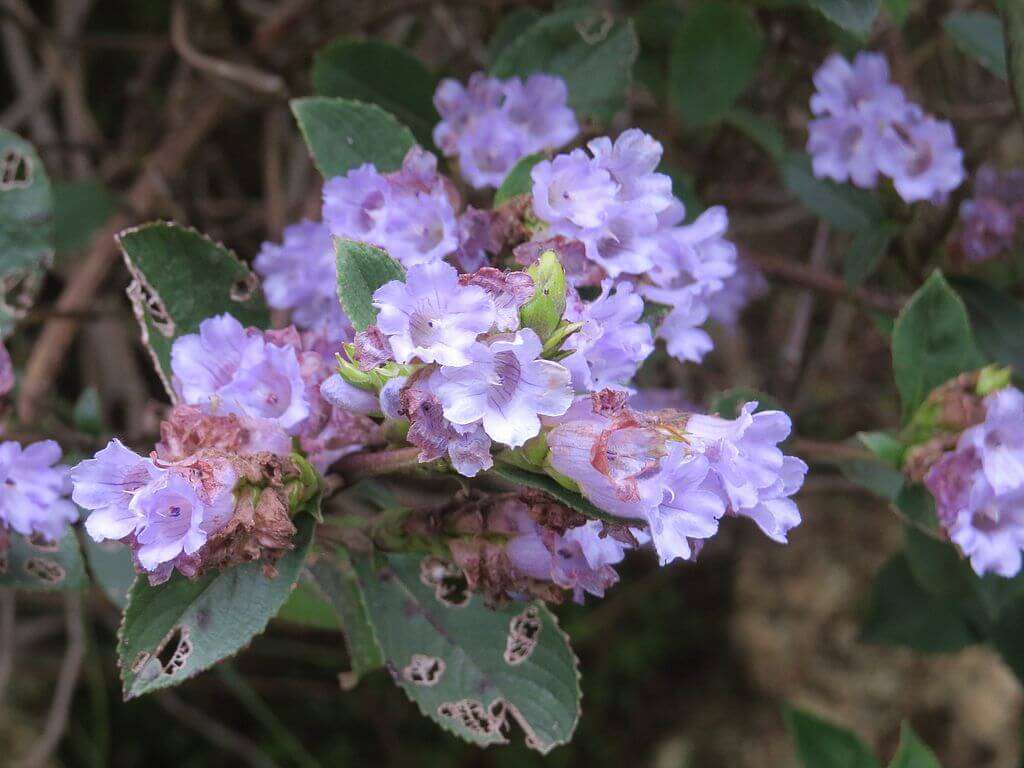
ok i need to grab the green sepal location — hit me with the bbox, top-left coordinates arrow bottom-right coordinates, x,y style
519,250 -> 567,341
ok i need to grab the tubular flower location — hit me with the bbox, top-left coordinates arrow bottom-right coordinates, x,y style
0,440 -> 77,542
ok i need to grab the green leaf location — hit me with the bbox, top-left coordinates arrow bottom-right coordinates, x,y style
0,129 -> 53,336
307,548 -> 384,685
786,708 -> 880,768
488,8 -> 542,64
724,108 -> 785,161
884,0 -> 911,26
275,579 -> 342,631
991,595 -> 1024,684
838,460 -> 904,502
844,223 -> 898,288
82,537 -> 135,608
117,515 -> 314,700
805,0 -> 880,39
669,2 -> 763,126
0,529 -> 86,591
493,152 -> 545,205
353,551 -> 581,753
891,271 -> 984,423
894,484 -> 940,532
519,249 -> 567,341
1004,1 -> 1024,125
313,39 -> 438,148
888,722 -> 942,768
952,278 -> 1024,374
856,431 -> 905,468
490,462 -> 638,527
291,97 -> 416,179
781,152 -> 884,232
944,12 -> 1007,80
490,8 -> 638,124
52,179 -> 118,256
117,222 -> 269,394
335,238 -> 405,331
861,554 -> 980,653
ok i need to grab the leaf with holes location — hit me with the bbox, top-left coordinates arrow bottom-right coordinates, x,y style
291,97 -> 415,179
336,238 -> 406,331
353,551 -> 580,753
891,271 -> 984,423
493,153 -> 545,205
313,40 -> 438,149
117,515 -> 314,700
0,129 -> 53,336
490,7 -> 638,124
944,11 -> 1007,80
0,529 -> 86,591
805,0 -> 880,39
307,547 -> 384,686
117,222 -> 269,397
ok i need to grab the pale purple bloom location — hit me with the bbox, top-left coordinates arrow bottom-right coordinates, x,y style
253,220 -> 353,340
131,471 -> 234,571
319,374 -> 379,416
531,150 -> 618,229
454,206 -> 500,272
433,72 -> 577,189
436,329 -> 572,447
880,110 -> 964,204
0,440 -> 77,542
322,147 -> 459,269
563,281 -> 653,392
71,438 -> 160,541
807,51 -> 963,204
373,260 -> 496,366
957,166 -> 1024,262
171,314 -> 310,432
644,288 -> 714,364
648,447 -> 726,565
379,376 -> 407,420
686,402 -> 806,542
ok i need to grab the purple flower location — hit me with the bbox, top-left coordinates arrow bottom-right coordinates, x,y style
879,110 -> 964,204
531,149 -> 618,229
686,402 -> 806,542
0,440 -> 77,542
436,329 -> 573,447
171,314 -> 310,432
322,147 -> 459,269
648,447 -> 726,564
253,220 -> 353,340
131,471 -> 234,571
71,438 -> 161,541
563,281 -> 653,391
433,72 -> 577,189
810,52 -> 905,117
447,424 -> 493,477
956,166 -> 1024,262
373,260 -> 496,366
458,267 -> 534,332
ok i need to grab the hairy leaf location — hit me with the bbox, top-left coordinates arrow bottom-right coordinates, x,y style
844,222 -> 898,288
669,2 -> 763,126
490,8 -> 638,124
335,238 -> 405,331
117,516 -> 314,700
891,271 -> 984,423
0,529 -> 86,591
353,551 -> 581,753
313,39 -> 438,147
291,97 -> 415,179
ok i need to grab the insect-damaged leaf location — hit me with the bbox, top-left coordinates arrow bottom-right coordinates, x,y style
0,129 -> 54,337
0,529 -> 86,591
117,222 -> 269,397
352,551 -> 581,753
117,515 -> 314,700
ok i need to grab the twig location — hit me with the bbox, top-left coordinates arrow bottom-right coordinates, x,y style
779,222 -> 829,391
155,691 -> 278,768
336,447 -> 424,481
171,1 -> 285,96
745,249 -> 905,315
14,595 -> 85,768
788,437 -> 873,464
0,592 -> 15,713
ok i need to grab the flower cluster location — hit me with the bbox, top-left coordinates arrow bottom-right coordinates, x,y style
0,440 -> 77,543
925,386 -> 1024,577
526,129 -> 759,363
434,73 -> 578,189
956,165 -> 1024,263
807,52 -> 964,204
547,392 -> 806,565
